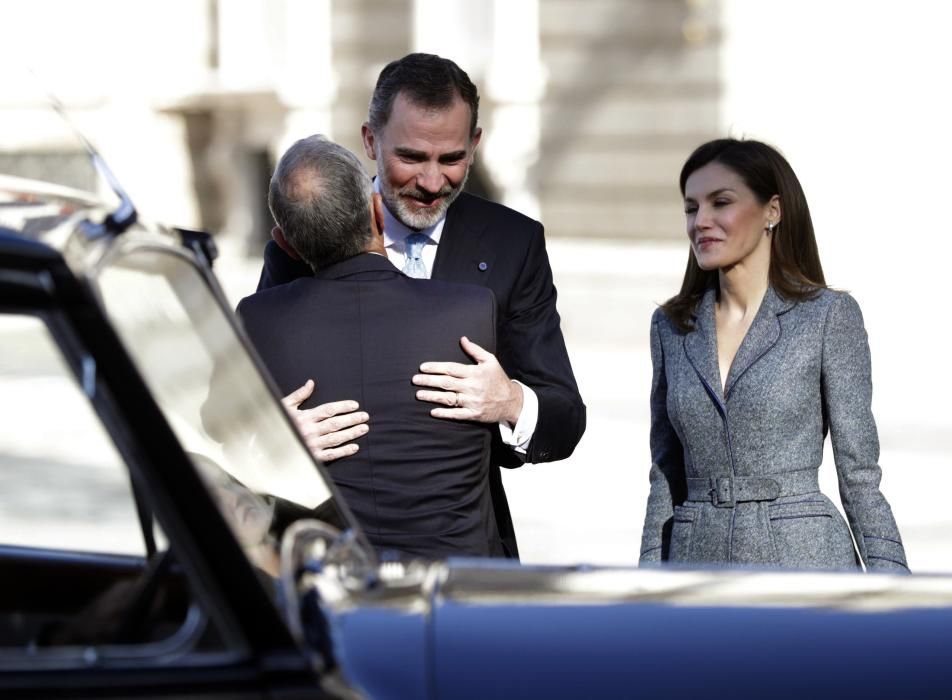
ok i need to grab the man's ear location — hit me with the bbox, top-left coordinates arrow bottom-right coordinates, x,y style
371,193 -> 386,237
470,126 -> 482,151
271,225 -> 301,260
361,123 -> 377,161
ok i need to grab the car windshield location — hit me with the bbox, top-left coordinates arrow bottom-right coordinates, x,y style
94,244 -> 359,577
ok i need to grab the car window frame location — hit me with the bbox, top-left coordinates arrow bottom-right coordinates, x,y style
0,235 -> 317,680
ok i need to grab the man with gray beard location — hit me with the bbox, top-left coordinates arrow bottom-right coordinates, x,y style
258,53 -> 585,559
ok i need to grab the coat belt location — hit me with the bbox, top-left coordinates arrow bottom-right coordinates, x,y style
685,469 -> 819,508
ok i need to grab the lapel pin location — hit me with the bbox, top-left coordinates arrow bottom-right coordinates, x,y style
478,261 -> 488,271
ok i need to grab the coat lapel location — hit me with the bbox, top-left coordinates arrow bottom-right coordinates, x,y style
432,195 -> 491,283
683,287 -> 725,408
723,286 -> 793,398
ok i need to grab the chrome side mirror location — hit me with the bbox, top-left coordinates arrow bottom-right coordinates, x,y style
278,520 -> 377,667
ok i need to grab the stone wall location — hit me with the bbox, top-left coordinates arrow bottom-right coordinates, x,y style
537,0 -> 722,239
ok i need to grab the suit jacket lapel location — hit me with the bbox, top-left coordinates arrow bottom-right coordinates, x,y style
723,286 -> 792,398
432,195 -> 490,283
683,287 -> 725,408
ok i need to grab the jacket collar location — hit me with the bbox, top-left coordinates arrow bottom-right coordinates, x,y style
312,252 -> 402,281
683,285 -> 795,404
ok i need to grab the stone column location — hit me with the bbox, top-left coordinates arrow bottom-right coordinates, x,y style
482,0 -> 544,219
275,0 -> 336,154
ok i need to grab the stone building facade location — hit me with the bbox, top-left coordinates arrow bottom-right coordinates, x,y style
1,0 -> 721,245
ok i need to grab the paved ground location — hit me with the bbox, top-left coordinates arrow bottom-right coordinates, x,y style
2,237 -> 950,572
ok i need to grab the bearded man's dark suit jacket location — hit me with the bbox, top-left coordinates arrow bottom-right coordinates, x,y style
239,253 -> 501,559
257,192 -> 587,558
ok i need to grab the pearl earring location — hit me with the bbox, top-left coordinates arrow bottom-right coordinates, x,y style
766,221 -> 776,234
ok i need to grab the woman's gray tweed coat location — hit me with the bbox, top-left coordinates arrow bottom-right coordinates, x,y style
639,286 -> 908,572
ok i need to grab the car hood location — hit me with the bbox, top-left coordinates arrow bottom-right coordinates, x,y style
320,559 -> 952,700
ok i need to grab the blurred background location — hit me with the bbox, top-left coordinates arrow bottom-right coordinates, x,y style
2,0 -> 951,570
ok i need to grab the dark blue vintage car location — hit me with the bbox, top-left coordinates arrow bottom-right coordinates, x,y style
1,151 -> 950,699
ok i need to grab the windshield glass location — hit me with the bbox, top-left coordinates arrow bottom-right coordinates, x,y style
95,244 -> 359,577
0,68 -> 114,197
0,67 -> 120,244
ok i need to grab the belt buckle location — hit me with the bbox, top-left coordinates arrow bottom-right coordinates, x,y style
710,476 -> 735,508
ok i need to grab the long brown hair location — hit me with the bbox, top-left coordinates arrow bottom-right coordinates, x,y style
662,138 -> 826,331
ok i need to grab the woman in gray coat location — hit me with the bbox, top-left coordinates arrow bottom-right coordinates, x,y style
639,139 -> 907,572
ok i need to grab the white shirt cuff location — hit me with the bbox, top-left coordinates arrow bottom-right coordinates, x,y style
498,380 -> 538,454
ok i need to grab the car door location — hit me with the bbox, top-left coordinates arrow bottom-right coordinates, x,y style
0,240 -> 333,698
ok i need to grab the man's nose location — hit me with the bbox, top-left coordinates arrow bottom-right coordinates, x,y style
416,162 -> 443,193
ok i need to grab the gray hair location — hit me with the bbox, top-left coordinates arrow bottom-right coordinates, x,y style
268,135 -> 374,271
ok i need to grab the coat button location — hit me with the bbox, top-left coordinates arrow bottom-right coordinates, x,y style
478,261 -> 488,271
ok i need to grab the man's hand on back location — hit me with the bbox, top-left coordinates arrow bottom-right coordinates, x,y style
282,379 -> 369,462
413,336 -> 524,426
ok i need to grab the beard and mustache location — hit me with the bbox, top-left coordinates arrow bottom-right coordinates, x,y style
377,159 -> 471,231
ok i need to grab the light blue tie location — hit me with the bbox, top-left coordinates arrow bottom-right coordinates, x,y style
402,233 -> 429,279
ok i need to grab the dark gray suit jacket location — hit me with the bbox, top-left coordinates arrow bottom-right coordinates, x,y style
640,286 -> 908,572
239,253 -> 501,559
257,192 -> 586,558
